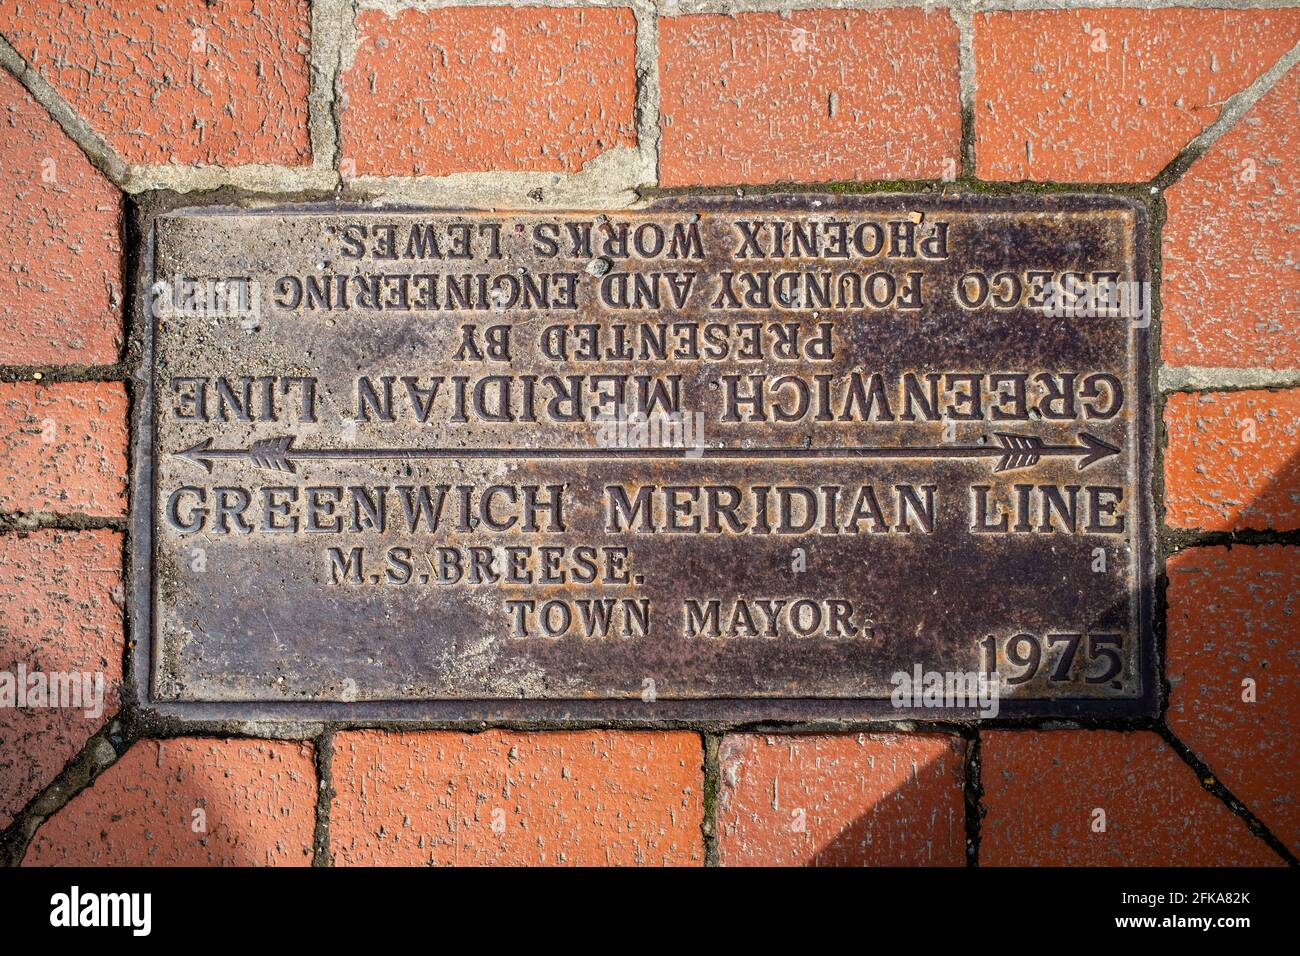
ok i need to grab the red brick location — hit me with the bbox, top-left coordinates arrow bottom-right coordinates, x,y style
341,7 -> 637,177
717,733 -> 966,866
329,730 -> 702,865
0,530 -> 122,830
1164,390 -> 1300,532
974,9 -> 1300,182
0,0 -> 312,166
1167,546 -> 1299,855
981,730 -> 1279,865
659,10 -> 960,186
23,738 -> 317,865
0,383 -> 128,517
1163,68 -> 1300,368
0,70 -> 121,366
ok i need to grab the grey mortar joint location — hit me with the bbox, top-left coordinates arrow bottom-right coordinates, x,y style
664,1 -> 950,13
954,1 -> 977,178
1159,366 -> 1300,392
0,724 -> 123,866
975,1 -> 1300,11
0,34 -> 129,186
311,0 -> 351,188
658,2 -> 1300,22
338,0 -> 653,207
360,0 -> 647,9
1155,36 -> 1300,190
121,163 -> 339,195
635,0 -> 661,191
7,1 -> 1299,200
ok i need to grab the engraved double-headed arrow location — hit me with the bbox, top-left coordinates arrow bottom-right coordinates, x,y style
173,431 -> 1120,475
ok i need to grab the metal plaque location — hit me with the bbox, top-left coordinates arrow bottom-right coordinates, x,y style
133,195 -> 1154,721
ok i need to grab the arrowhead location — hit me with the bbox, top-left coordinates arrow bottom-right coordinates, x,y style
174,438 -> 215,473
1077,432 -> 1121,470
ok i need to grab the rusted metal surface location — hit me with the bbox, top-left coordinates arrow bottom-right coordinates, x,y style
133,195 -> 1154,721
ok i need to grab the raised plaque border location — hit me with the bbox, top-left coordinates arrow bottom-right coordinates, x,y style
128,193 -> 1156,726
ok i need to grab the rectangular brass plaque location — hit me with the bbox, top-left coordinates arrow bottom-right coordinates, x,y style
133,195 -> 1154,721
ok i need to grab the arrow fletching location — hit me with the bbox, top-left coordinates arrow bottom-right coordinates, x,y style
994,433 -> 1044,472
247,435 -> 297,473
